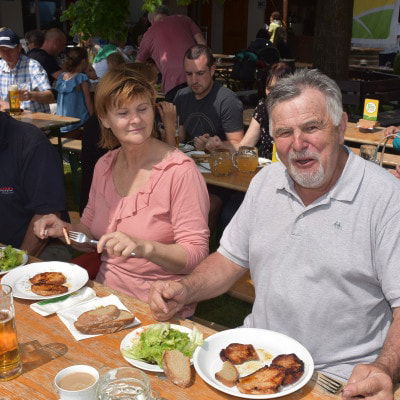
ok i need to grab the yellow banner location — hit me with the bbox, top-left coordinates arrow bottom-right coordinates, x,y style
363,98 -> 379,120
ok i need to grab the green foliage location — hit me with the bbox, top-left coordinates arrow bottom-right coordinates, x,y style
61,0 -> 130,43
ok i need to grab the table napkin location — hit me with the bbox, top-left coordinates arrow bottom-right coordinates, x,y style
57,294 -> 141,341
30,287 -> 97,316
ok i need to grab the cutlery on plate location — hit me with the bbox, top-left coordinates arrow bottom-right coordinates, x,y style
68,231 -> 136,257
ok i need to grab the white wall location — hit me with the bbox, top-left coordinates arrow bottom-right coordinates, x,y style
0,0 -> 23,36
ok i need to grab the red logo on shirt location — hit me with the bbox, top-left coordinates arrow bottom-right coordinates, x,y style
0,187 -> 14,194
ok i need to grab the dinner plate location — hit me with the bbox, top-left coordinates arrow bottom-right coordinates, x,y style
0,247 -> 28,275
1,261 -> 89,300
193,328 -> 314,399
120,323 -> 194,372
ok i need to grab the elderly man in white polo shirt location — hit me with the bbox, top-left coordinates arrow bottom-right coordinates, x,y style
149,69 -> 400,399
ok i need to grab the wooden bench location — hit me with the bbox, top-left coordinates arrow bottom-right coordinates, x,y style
227,270 -> 255,303
336,71 -> 400,126
49,136 -> 82,153
347,146 -> 400,168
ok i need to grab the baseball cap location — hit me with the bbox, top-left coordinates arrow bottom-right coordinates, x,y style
0,28 -> 20,48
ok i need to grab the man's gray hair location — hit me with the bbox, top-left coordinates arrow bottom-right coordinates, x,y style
267,69 -> 343,134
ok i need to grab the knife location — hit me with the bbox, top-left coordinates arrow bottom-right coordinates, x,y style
37,293 -> 72,305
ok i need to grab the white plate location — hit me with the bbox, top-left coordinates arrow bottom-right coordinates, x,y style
1,261 -> 89,300
120,323 -> 194,372
179,143 -> 195,152
0,247 -> 28,275
193,328 -> 314,399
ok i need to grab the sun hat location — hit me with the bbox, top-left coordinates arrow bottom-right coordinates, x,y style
0,28 -> 20,48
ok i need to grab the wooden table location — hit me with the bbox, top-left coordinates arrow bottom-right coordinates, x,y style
1,260 -> 352,400
12,112 -> 80,155
202,169 -> 258,192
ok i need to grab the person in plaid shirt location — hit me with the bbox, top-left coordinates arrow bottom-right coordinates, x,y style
0,28 -> 54,113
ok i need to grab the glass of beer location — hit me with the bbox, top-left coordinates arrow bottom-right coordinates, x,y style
209,149 -> 233,176
0,284 -> 22,381
8,85 -> 21,116
233,146 -> 258,173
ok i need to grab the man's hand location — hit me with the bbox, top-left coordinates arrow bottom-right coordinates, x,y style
149,280 -> 188,321
0,100 -> 8,110
194,134 -> 210,150
342,363 -> 394,400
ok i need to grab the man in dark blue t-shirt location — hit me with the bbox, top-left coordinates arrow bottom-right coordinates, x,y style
0,112 -> 65,255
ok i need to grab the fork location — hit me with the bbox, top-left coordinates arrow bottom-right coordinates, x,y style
316,373 -> 343,394
68,231 -> 136,257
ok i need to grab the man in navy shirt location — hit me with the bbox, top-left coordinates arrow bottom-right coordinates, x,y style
0,111 -> 65,255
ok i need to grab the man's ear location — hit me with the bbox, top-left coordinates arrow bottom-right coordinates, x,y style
338,112 -> 348,144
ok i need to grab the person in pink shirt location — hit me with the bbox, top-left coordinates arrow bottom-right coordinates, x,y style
33,66 -> 210,317
136,5 -> 206,102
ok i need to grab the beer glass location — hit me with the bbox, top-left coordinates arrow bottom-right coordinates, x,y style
8,85 -> 21,116
0,284 -> 22,381
233,146 -> 258,173
209,149 -> 233,176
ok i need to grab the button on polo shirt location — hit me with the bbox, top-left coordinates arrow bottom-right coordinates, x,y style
0,112 -> 65,247
218,149 -> 400,380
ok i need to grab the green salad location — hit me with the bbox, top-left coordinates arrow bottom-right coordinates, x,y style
123,323 -> 203,367
0,246 -> 25,271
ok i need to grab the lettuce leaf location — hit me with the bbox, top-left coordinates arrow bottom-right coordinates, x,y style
0,246 -> 25,271
123,323 -> 203,367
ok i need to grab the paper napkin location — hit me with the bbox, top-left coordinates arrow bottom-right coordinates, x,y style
30,287 -> 97,316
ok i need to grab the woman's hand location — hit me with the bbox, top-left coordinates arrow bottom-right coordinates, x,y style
194,133 -> 210,150
157,102 -> 176,129
33,214 -> 67,240
384,126 -> 399,138
97,231 -> 152,259
205,136 -> 224,152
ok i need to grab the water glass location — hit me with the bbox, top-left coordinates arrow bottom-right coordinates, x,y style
233,146 -> 258,173
209,149 -> 233,176
0,284 -> 22,381
359,144 -> 377,161
97,367 -> 155,400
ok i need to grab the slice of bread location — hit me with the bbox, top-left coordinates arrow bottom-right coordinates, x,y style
162,349 -> 191,388
74,305 -> 120,331
215,361 -> 239,387
76,310 -> 135,335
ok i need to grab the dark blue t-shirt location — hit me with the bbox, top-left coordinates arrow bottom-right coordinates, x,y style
0,112 -> 66,247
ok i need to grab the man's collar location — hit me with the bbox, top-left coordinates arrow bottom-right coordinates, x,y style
275,147 -> 363,204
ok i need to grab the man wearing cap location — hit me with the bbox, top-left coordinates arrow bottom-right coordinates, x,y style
0,28 -> 54,113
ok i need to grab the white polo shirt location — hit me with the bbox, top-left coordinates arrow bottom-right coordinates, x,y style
218,149 -> 400,379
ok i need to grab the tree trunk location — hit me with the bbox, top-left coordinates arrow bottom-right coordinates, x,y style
313,0 -> 354,80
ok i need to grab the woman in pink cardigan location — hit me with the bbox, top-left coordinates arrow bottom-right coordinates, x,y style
34,67 -> 210,317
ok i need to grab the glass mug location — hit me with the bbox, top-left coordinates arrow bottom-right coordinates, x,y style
97,367 -> 159,400
209,149 -> 233,176
233,146 -> 258,173
0,284 -> 22,381
8,85 -> 21,115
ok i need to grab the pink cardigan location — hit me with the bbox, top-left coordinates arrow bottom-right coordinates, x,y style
81,148 -> 210,317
